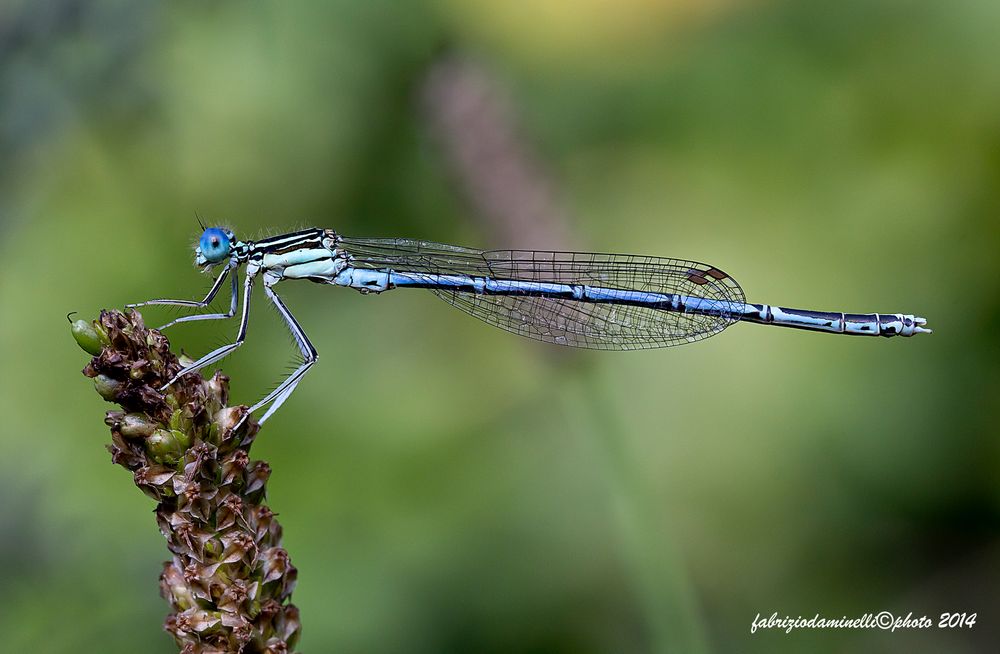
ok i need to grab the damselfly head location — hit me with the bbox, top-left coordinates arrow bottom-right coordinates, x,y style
195,227 -> 235,268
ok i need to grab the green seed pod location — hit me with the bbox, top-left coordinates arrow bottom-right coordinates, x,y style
93,374 -> 121,401
119,413 -> 159,438
145,430 -> 173,462
71,317 -> 104,355
92,320 -> 110,345
146,428 -> 191,463
168,409 -> 187,433
173,428 -> 192,451
204,538 -> 222,559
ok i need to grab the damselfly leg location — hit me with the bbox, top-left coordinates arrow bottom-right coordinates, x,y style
248,276 -> 317,424
160,262 -> 258,390
127,261 -> 238,330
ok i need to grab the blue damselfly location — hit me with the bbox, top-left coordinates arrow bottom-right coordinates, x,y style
129,227 -> 931,424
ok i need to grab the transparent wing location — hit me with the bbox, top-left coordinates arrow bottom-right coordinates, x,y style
339,236 -> 745,350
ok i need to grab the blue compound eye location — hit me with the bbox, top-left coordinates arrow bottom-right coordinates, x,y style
199,228 -> 232,263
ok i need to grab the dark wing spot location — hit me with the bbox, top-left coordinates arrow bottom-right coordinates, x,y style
686,269 -> 709,285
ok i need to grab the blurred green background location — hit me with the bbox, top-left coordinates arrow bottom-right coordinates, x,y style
1,1 -> 998,652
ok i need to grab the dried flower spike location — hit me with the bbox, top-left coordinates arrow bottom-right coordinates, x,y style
76,309 -> 301,653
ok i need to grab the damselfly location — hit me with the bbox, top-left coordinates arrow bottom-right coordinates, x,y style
129,227 -> 931,424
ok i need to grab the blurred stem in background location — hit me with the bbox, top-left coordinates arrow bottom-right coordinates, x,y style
421,52 -> 709,653
421,53 -> 574,250
572,370 -> 711,654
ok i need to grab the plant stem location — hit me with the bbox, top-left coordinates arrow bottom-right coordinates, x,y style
74,309 -> 301,654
